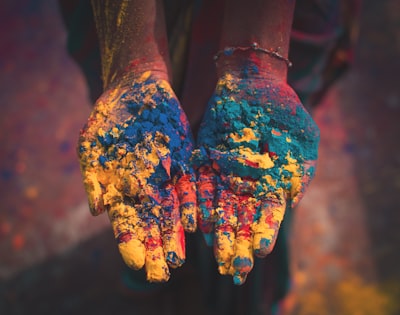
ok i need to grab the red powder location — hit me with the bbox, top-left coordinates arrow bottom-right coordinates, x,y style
244,160 -> 259,168
119,232 -> 133,243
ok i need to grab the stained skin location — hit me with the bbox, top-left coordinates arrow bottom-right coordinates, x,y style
78,71 -> 197,282
194,73 -> 320,285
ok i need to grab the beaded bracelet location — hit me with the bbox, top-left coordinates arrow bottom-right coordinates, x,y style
214,42 -> 292,67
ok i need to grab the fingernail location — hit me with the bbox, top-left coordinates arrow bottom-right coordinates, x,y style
233,272 -> 247,285
166,251 -> 185,268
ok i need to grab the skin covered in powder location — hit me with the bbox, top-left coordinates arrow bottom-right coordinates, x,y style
188,0 -> 321,286
194,72 -> 320,285
82,0 -> 199,282
78,71 -> 197,282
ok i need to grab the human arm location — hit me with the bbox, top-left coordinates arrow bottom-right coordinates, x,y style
194,0 -> 320,285
78,0 -> 197,282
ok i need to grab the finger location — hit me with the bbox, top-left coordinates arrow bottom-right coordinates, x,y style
196,165 -> 217,245
175,172 -> 197,232
159,184 -> 186,268
291,160 -> 317,208
143,218 -> 170,282
230,196 -> 258,285
252,190 -> 286,258
214,188 -> 237,275
107,196 -> 146,270
83,171 -> 105,215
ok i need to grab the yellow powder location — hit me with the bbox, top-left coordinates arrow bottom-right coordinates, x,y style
283,152 -> 302,198
234,237 -> 253,263
230,128 -> 259,143
215,229 -> 235,275
118,239 -> 146,270
237,147 -> 275,169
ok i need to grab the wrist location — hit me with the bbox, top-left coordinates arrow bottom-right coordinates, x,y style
215,49 -> 289,81
106,59 -> 171,90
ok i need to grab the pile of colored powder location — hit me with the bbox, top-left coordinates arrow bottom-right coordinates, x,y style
196,73 -> 319,200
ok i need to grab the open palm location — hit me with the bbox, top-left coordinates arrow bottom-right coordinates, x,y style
194,73 -> 320,284
78,72 -> 197,282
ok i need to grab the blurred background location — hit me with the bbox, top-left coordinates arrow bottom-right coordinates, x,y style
0,0 -> 399,314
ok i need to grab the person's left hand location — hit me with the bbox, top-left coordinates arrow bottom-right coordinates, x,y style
193,73 -> 320,284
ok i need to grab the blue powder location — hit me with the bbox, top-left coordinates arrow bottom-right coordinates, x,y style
92,76 -> 194,223
193,69 -> 320,285
257,238 -> 271,251
196,75 -> 320,197
98,155 -> 108,167
232,257 -> 253,285
97,132 -> 114,147
232,256 -> 253,269
194,73 -> 320,279
118,78 -> 192,164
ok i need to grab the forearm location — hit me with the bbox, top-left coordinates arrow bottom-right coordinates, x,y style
91,0 -> 171,89
218,0 -> 296,80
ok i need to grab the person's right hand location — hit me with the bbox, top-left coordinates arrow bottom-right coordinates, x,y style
77,71 -> 197,282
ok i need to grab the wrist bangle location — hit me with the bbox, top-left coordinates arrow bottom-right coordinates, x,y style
214,42 -> 292,68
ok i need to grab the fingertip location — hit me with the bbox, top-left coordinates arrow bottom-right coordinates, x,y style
109,203 -> 146,269
233,272 -> 248,286
290,196 -> 301,209
157,185 -> 186,268
231,255 -> 253,285
252,219 -> 277,259
146,264 -> 170,283
290,160 -> 317,208
163,221 -> 186,268
165,251 -> 185,268
252,197 -> 284,257
231,237 -> 254,284
214,229 -> 235,274
145,248 -> 171,283
145,231 -> 171,282
181,204 -> 197,233
118,238 -> 146,270
84,173 -> 105,215
253,234 -> 274,258
88,202 -> 105,216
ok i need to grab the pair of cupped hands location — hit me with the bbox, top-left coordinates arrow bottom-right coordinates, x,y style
78,70 -> 319,285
